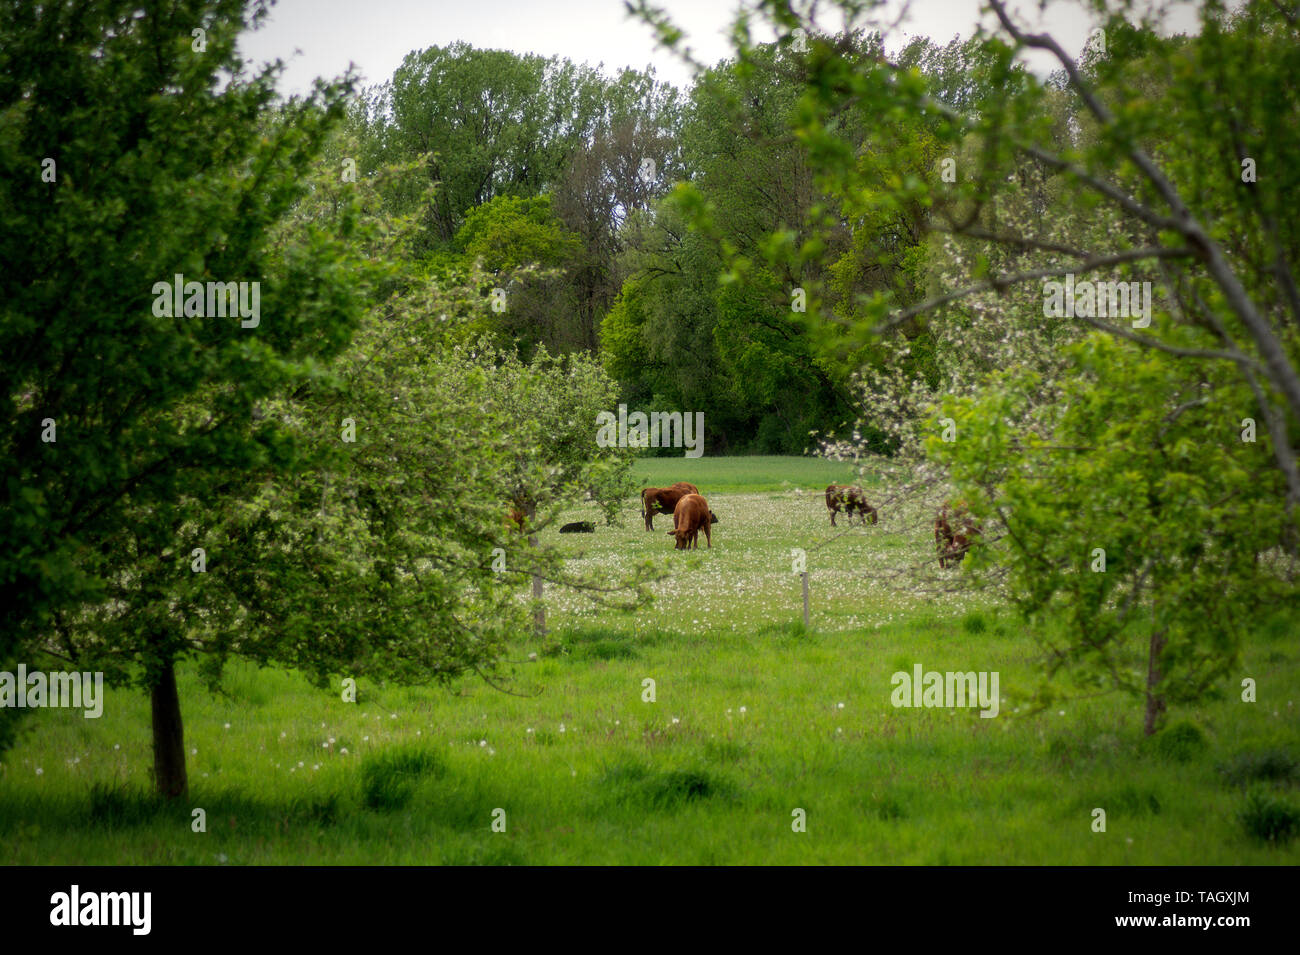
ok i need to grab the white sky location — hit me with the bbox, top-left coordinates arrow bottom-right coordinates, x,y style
237,0 -> 1205,96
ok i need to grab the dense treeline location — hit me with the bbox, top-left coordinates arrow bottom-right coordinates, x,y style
343,34 -> 946,453
339,31 -> 1072,455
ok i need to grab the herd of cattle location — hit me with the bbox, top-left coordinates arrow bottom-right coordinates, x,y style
635,481 -> 981,564
509,481 -> 981,564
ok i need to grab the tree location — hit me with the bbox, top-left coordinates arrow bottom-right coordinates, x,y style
0,1 -> 367,761
466,342 -> 650,635
551,66 -> 684,352
53,237 -> 656,797
454,194 -> 584,354
359,43 -> 607,251
604,199 -> 756,454
601,42 -> 864,452
932,334 -> 1293,733
710,0 -> 1299,506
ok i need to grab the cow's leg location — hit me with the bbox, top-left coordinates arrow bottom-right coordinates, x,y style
703,523 -> 711,548
829,507 -> 837,527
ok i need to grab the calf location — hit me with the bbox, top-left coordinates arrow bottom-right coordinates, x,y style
825,484 -> 878,527
559,521 -> 595,533
641,482 -> 700,531
935,501 -> 981,568
668,493 -> 712,549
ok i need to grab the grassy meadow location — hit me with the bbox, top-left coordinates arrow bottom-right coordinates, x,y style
2,456 -> 1298,864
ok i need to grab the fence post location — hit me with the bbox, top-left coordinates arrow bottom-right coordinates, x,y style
529,529 -> 546,637
802,570 -> 810,629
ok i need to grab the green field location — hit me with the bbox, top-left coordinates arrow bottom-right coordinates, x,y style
2,456 -> 1298,864
635,453 -> 864,492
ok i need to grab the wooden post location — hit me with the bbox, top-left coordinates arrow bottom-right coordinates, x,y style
801,571 -> 810,629
529,519 -> 546,637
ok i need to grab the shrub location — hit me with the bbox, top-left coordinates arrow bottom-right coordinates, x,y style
1238,789 -> 1300,844
1148,720 -> 1208,763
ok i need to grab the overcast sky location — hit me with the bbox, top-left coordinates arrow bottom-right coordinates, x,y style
237,0 -> 1203,96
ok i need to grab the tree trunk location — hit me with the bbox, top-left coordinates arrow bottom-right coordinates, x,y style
150,656 -> 188,799
1143,628 -> 1167,737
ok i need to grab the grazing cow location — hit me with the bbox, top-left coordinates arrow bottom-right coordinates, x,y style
641,482 -> 700,531
825,484 -> 878,527
559,521 -> 595,533
935,501 -> 981,568
668,493 -> 712,549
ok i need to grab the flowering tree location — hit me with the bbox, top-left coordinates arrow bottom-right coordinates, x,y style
12,20 -> 655,794
932,335 -> 1293,734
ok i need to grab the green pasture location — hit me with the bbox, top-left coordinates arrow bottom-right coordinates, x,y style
2,456 -> 1297,864
634,453 -> 864,493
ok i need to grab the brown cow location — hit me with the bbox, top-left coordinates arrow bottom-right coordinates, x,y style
668,493 -> 712,549
935,501 -> 981,568
641,482 -> 700,531
505,492 -> 532,534
825,484 -> 878,527
506,507 -> 526,533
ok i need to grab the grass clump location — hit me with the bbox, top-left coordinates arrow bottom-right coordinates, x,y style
359,745 -> 446,811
